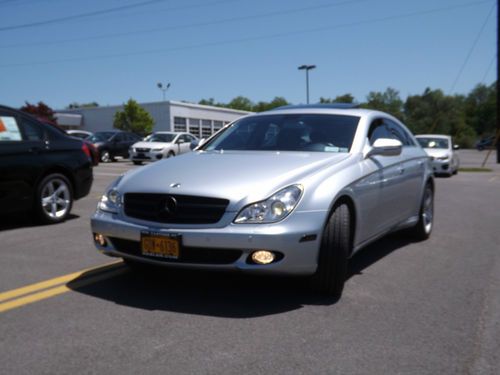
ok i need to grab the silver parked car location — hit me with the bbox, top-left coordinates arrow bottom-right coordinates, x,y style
129,132 -> 198,165
415,134 -> 460,176
92,105 -> 434,296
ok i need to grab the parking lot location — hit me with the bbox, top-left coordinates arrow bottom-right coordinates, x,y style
1,150 -> 500,374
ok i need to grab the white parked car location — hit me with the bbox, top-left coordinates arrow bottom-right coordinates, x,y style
415,134 -> 460,176
129,132 -> 198,165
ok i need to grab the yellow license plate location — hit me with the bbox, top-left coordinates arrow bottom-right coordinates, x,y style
141,233 -> 180,259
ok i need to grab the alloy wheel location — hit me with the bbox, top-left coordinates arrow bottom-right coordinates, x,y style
41,178 -> 71,220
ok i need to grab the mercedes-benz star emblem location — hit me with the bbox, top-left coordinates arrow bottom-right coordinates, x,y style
164,196 -> 178,216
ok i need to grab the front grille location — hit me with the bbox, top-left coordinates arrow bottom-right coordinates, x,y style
135,148 -> 150,152
124,193 -> 229,224
109,238 -> 242,265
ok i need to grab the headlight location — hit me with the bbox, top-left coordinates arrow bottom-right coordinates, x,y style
234,185 -> 303,224
152,148 -> 164,152
130,147 -> 135,152
98,177 -> 123,213
436,156 -> 449,160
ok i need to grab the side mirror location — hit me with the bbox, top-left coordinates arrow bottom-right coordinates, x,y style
453,144 -> 460,150
176,139 -> 185,144
190,138 -> 205,150
366,138 -> 403,158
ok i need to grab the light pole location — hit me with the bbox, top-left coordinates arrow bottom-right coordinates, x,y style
298,64 -> 316,104
157,82 -> 171,101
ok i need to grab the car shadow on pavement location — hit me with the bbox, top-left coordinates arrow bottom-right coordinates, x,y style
347,232 -> 413,280
67,233 -> 413,318
0,213 -> 79,231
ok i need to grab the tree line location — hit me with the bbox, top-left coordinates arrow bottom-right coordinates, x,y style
19,82 -> 496,147
199,82 -> 496,148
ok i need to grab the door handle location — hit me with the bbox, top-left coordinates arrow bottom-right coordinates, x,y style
29,146 -> 42,153
397,166 -> 405,174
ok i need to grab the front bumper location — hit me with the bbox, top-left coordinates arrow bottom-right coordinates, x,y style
130,150 -> 163,162
430,158 -> 450,174
91,210 -> 327,275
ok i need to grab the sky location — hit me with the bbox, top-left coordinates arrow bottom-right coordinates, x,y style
0,0 -> 496,110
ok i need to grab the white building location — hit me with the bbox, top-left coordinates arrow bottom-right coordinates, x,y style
56,100 -> 251,139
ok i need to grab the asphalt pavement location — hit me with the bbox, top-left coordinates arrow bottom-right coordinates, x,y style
1,150 -> 499,374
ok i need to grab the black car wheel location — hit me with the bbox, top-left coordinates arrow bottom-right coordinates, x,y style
36,173 -> 73,224
100,150 -> 113,163
408,183 -> 434,241
310,203 -> 351,297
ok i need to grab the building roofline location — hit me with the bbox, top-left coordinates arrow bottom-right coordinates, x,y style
57,100 -> 253,115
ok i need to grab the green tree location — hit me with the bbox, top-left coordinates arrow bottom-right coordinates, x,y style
253,96 -> 289,112
362,87 -> 404,120
464,82 -> 496,137
113,99 -> 154,135
404,88 -> 475,147
319,94 -> 355,103
67,102 -> 99,109
226,96 -> 254,111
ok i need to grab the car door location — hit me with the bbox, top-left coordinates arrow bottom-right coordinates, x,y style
354,119 -> 406,242
0,109 -> 47,214
178,134 -> 191,154
386,119 -> 425,220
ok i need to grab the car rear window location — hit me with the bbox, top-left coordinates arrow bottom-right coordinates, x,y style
202,114 -> 360,153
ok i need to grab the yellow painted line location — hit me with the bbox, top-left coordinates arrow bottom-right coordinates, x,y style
0,261 -> 123,303
0,267 -> 127,313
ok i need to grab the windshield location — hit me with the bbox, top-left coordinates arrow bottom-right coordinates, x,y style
417,137 -> 449,149
147,133 -> 176,143
200,114 -> 360,153
88,132 -> 115,142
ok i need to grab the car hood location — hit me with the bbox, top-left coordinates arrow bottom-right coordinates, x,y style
132,141 -> 173,148
118,151 -> 350,211
423,148 -> 450,158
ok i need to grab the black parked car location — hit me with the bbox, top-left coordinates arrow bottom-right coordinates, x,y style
476,135 -> 496,151
87,131 -> 141,162
0,105 -> 93,224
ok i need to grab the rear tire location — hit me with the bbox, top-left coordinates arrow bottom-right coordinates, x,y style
310,203 -> 351,297
133,161 -> 142,165
100,150 -> 112,163
407,183 -> 434,241
35,173 -> 73,224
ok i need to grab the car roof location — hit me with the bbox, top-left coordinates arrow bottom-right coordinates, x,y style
256,104 -> 388,118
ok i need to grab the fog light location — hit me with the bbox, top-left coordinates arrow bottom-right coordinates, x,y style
251,250 -> 275,265
94,233 -> 107,247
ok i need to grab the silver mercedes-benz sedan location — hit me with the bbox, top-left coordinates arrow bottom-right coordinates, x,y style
91,104 -> 434,296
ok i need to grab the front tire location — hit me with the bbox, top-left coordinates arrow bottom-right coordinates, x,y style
408,183 -> 434,241
133,161 -> 142,165
36,173 -> 73,224
100,150 -> 112,163
166,151 -> 175,158
310,203 -> 351,297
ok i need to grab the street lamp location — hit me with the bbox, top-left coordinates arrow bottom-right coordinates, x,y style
157,82 -> 171,101
298,65 -> 316,104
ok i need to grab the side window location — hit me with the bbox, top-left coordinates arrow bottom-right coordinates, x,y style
19,117 -> 44,141
386,120 -> 413,146
115,133 -> 125,142
368,119 -> 392,145
0,114 -> 23,141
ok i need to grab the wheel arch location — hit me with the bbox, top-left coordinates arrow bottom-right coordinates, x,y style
35,167 -> 76,197
323,192 -> 357,257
